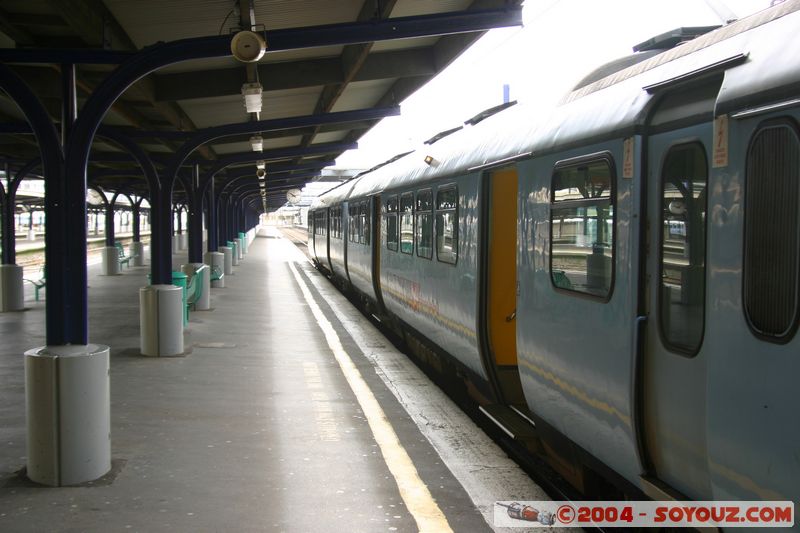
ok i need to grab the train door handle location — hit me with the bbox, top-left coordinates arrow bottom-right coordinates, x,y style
505,309 -> 516,322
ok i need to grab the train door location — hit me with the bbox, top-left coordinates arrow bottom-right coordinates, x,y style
326,207 -> 333,272
371,196 -> 387,313
481,166 -> 526,407
641,82 -> 716,500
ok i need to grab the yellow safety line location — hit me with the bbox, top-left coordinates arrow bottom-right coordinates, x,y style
288,260 -> 453,533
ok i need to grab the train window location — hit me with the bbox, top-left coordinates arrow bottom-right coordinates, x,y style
360,201 -> 369,245
385,195 -> 398,251
416,189 -> 433,259
315,211 -> 326,236
550,157 -> 614,298
348,205 -> 358,243
335,208 -> 342,239
400,192 -> 414,254
658,142 -> 707,355
744,120 -> 800,342
436,186 -> 458,264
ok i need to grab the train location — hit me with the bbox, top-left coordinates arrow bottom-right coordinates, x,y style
307,1 -> 800,507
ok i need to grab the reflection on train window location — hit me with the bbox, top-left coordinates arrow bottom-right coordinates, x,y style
385,195 -> 398,252
550,158 -> 614,297
314,211 -> 326,236
436,186 -> 457,264
330,208 -> 341,239
744,121 -> 800,341
659,142 -> 707,355
347,204 -> 361,242
416,189 -> 433,259
361,201 -> 370,245
400,192 -> 414,254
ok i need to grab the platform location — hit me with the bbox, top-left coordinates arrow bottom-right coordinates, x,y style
0,229 -> 552,532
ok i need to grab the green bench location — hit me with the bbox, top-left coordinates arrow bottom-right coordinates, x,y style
149,266 -> 209,326
114,242 -> 133,269
24,266 -> 46,301
180,265 -> 208,325
552,270 -> 573,290
114,242 -> 141,269
210,264 -> 223,282
185,265 -> 208,310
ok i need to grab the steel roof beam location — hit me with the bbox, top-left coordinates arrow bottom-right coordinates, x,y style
209,142 -> 356,173
153,48 -> 436,102
300,0 -> 399,149
0,6 -> 36,46
0,7 -> 523,64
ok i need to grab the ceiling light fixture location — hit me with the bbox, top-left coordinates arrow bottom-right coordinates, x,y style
250,135 -> 263,152
256,160 -> 265,170
241,82 -> 263,113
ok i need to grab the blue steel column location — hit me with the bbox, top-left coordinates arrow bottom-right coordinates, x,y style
105,193 -> 119,247
187,165 -> 204,263
0,172 -> 7,264
60,62 -> 88,343
132,199 -> 141,242
206,177 -> 217,252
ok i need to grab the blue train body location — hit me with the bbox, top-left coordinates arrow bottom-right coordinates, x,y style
308,1 -> 800,510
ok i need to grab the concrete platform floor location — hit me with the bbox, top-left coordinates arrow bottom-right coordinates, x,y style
0,228 -> 553,532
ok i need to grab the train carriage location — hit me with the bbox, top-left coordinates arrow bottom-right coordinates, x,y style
308,0 -> 800,508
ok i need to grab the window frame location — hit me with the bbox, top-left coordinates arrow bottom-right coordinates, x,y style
549,151 -> 617,302
361,200 -> 370,246
384,194 -> 399,252
400,192 -> 414,255
416,189 -> 433,260
656,140 -> 709,357
435,184 -> 458,265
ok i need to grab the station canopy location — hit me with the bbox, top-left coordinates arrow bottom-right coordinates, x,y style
0,0 -> 522,210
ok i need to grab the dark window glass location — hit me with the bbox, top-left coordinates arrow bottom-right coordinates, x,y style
659,143 -> 707,354
744,122 -> 800,341
349,204 -> 361,242
436,186 -> 457,264
550,158 -> 614,297
360,202 -> 368,245
385,195 -> 398,251
400,192 -> 414,254
416,190 -> 433,259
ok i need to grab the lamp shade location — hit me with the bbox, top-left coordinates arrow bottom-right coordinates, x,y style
241,83 -> 263,113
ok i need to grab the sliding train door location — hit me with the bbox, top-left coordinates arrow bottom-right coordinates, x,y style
481,166 -> 526,407
641,83 -> 716,499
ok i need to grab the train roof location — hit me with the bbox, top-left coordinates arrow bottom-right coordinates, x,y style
315,0 -> 800,206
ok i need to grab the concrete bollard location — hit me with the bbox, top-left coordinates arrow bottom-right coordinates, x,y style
139,284 -> 184,356
219,246 -> 233,276
101,247 -> 120,275
130,241 -> 145,266
0,264 -> 25,311
204,251 -> 225,288
25,344 -> 111,486
230,241 -> 239,266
